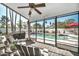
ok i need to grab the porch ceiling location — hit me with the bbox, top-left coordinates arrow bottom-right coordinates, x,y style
4,3 -> 79,22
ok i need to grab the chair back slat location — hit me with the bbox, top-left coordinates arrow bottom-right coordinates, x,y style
34,47 -> 41,56
15,45 -> 25,56
28,47 -> 34,56
22,46 -> 29,56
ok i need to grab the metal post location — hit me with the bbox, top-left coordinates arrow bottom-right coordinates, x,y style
19,15 -> 21,33
28,15 -> 31,40
36,21 -> 37,41
9,9 -> 11,33
55,16 -> 57,47
43,19 -> 45,43
15,13 -> 17,31
78,11 -> 79,55
6,7 -> 8,35
11,10 -> 13,33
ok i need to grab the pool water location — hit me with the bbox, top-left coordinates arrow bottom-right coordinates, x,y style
31,33 -> 67,41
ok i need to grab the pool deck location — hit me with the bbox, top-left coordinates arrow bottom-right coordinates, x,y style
34,38 -> 78,53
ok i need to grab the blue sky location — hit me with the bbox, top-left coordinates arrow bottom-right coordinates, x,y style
0,4 -> 6,18
0,4 -> 27,23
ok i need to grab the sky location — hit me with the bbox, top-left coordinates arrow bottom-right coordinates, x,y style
0,4 -> 6,18
0,4 -> 28,23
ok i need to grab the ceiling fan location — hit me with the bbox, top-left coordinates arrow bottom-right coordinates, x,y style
17,3 -> 46,15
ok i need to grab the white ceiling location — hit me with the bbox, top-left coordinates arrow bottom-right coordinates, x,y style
4,3 -> 79,21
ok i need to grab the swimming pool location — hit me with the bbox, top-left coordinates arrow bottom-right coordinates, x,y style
31,33 -> 68,41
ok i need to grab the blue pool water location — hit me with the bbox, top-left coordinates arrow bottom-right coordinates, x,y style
31,33 -> 67,41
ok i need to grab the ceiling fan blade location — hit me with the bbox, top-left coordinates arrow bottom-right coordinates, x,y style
34,8 -> 42,14
18,6 -> 30,8
35,3 -> 45,7
29,3 -> 35,7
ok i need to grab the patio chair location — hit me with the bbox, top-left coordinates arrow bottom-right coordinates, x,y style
34,47 -> 41,56
27,46 -> 42,56
15,44 -> 25,56
27,47 -> 34,56
22,45 -> 29,56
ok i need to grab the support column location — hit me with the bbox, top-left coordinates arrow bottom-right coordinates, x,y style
78,11 -> 79,55
6,7 -> 8,35
36,21 -> 37,41
27,20 -> 31,40
15,13 -> 17,31
19,15 -> 21,33
10,10 -> 13,33
55,16 -> 57,47
43,19 -> 45,44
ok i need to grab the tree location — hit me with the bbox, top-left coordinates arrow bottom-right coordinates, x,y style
57,22 -> 64,28
0,16 -> 9,28
57,19 -> 75,28
33,23 -> 42,29
64,19 -> 75,28
65,19 -> 75,24
22,22 -> 27,29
